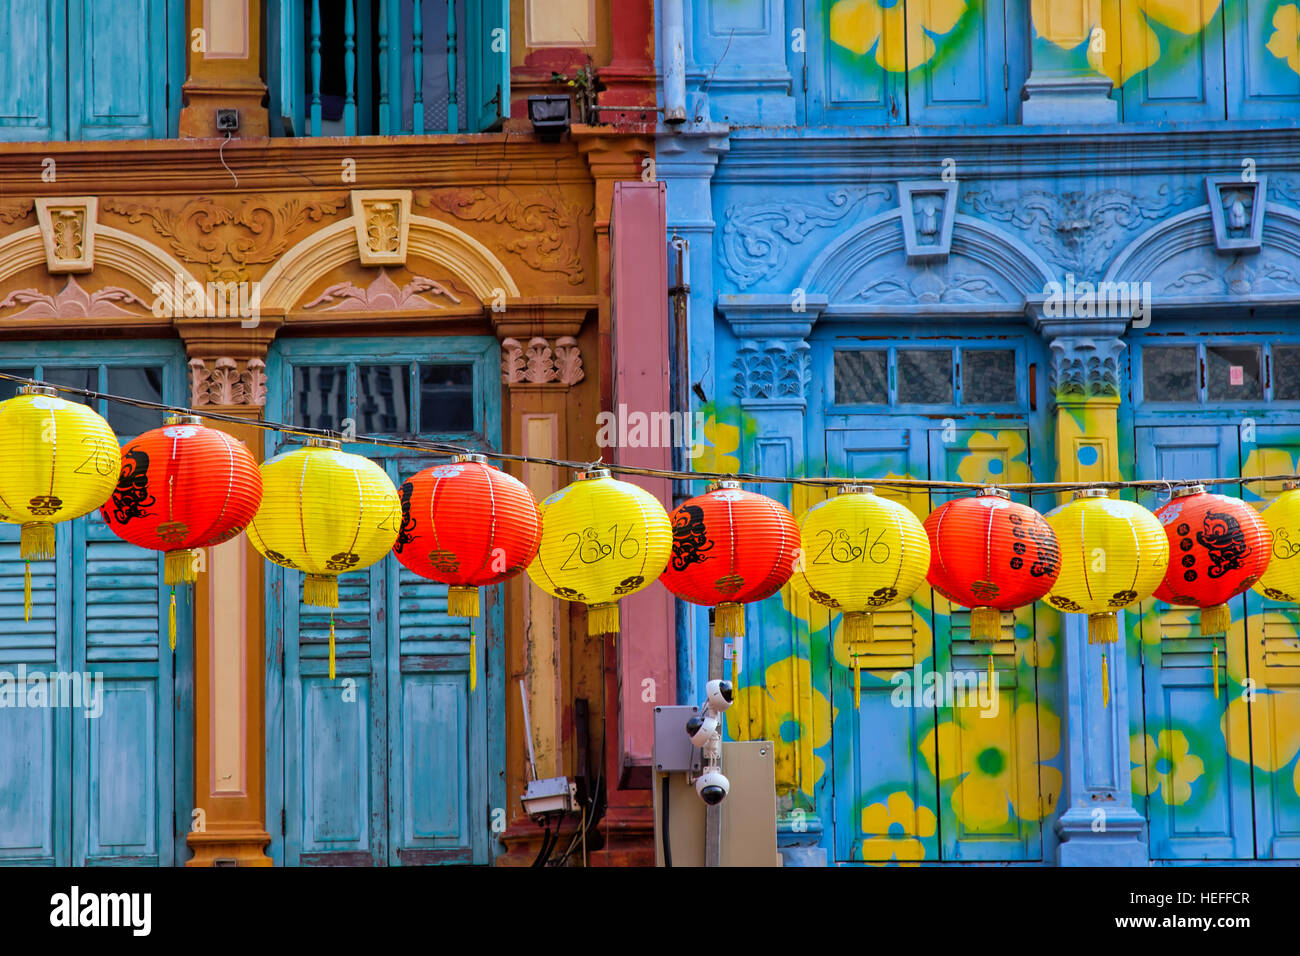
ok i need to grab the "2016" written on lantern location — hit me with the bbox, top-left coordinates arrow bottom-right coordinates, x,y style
810,528 -> 891,565
559,524 -> 642,570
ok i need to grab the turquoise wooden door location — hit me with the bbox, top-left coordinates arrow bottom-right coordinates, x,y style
0,345 -> 191,866
264,337 -> 503,866
1133,424 -> 1255,860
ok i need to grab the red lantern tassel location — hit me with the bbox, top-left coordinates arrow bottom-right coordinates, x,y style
1213,644 -> 1220,700
448,586 -> 480,619
970,606 -> 1002,642
715,602 -> 745,639
165,549 -> 199,588
168,588 -> 176,652
1201,603 -> 1230,637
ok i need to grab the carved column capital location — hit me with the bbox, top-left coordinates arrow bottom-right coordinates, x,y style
501,336 -> 584,387
189,357 -> 268,408
717,294 -> 826,408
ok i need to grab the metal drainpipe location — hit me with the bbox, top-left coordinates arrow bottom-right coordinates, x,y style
663,0 -> 687,124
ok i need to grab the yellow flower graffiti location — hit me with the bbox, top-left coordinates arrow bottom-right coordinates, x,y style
1031,0 -> 1222,87
1222,679 -> 1300,797
921,701 -> 1063,828
953,429 -> 1031,486
1131,729 -> 1205,806
689,414 -> 741,474
728,655 -> 836,798
829,0 -> 969,72
1267,4 -> 1300,76
860,791 -> 936,865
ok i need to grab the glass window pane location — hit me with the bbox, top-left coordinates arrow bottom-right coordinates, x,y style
294,365 -> 348,431
1207,345 -> 1262,401
897,350 -> 953,405
106,366 -> 164,437
1142,347 -> 1198,402
42,366 -> 96,406
961,349 -> 1017,404
419,364 -> 474,433
357,364 -> 410,434
0,367 -> 34,402
1274,346 -> 1300,401
833,350 -> 888,404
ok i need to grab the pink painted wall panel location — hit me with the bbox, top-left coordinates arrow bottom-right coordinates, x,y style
610,180 -> 674,786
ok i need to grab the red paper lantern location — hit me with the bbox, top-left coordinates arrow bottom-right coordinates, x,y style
924,489 -> 1061,641
1153,484 -> 1271,635
392,454 -> 541,619
659,481 -> 799,638
101,415 -> 263,648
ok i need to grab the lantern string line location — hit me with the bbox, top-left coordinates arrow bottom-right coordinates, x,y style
2,372 -> 1297,494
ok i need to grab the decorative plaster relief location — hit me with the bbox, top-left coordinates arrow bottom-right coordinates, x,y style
189,357 -> 267,406
899,181 -> 957,262
733,338 -> 811,402
720,185 -> 891,289
501,337 -> 584,386
350,190 -> 412,266
1206,176 -> 1265,254
103,194 -> 348,282
416,187 -> 588,285
963,184 -> 1197,278
1163,256 -> 1300,297
0,276 -> 145,318
1048,336 -> 1126,399
35,197 -> 98,273
0,200 -> 33,225
301,267 -> 462,311
858,264 -> 1002,304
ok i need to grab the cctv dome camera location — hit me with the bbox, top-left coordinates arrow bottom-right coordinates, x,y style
696,770 -> 730,805
706,679 -> 733,712
686,713 -> 718,748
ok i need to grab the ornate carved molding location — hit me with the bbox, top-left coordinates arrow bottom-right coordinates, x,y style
858,266 -> 1001,304
501,336 -> 584,386
1047,336 -> 1126,400
0,276 -> 145,318
1162,255 -> 1300,297
962,184 -> 1198,278
733,339 -> 812,403
35,197 -> 97,273
103,194 -> 348,282
350,190 -> 411,266
0,199 -> 34,225
720,185 -> 891,290
189,357 -> 267,407
899,182 -> 957,263
415,187 -> 588,285
301,267 -> 462,311
1206,176 -> 1265,254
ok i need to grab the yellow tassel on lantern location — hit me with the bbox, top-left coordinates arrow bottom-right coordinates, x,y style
448,586 -> 480,618
24,562 -> 32,622
843,610 -> 875,645
329,610 -> 336,681
470,630 -> 477,693
852,653 -> 861,709
987,650 -> 995,692
20,522 -> 55,561
1201,603 -> 1230,637
165,549 -> 200,587
1102,649 -> 1110,709
716,602 -> 746,639
588,601 -> 620,637
1213,644 -> 1220,700
1088,611 -> 1119,645
971,606 -> 1003,642
306,574 -> 339,608
168,589 -> 177,652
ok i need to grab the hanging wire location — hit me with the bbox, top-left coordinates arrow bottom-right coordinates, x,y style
3,371 -> 1296,493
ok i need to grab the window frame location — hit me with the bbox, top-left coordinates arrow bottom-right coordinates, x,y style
1132,338 -> 1299,409
827,340 -> 1028,412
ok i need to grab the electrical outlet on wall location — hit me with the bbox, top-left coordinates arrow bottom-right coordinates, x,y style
216,109 -> 239,133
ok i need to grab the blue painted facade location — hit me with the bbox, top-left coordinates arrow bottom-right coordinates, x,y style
658,0 -> 1300,866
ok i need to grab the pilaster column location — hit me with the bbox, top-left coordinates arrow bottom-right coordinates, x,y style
1033,310 -> 1147,865
182,351 -> 272,865
179,0 -> 270,138
1021,2 -> 1118,124
718,294 -> 829,866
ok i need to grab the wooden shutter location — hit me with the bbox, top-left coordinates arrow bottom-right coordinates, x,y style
1224,0 -> 1300,119
467,0 -> 509,131
1117,0 -> 1226,121
68,0 -> 169,139
0,0 -> 66,141
907,0 -> 1017,126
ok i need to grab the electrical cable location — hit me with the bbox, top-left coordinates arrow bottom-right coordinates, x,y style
661,773 -> 672,868
1,372 -> 1294,494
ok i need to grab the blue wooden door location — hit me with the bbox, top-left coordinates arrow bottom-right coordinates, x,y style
68,0 -> 170,139
801,0 -> 908,126
0,0 -> 67,140
906,0 -> 1017,126
1116,0 -> 1226,122
265,337 -> 501,866
0,345 -> 190,866
1242,425 -> 1300,859
1224,0 -> 1300,119
1133,424 -> 1255,859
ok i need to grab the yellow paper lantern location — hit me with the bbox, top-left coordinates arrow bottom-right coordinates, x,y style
246,438 -> 399,678
526,468 -> 672,636
0,385 -> 120,618
1044,490 -> 1169,644
1254,481 -> 1300,603
796,485 -> 931,645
